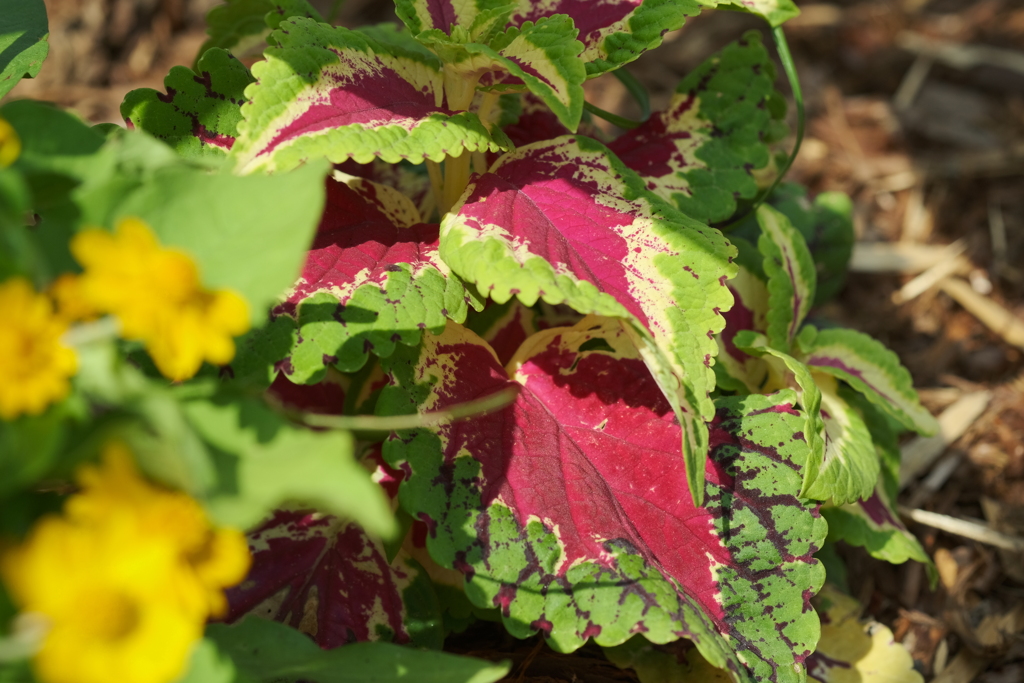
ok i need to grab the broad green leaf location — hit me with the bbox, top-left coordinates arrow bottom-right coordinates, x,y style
121,49 -> 254,161
441,135 -> 736,503
113,161 -> 328,326
183,396 -> 395,536
758,204 -> 816,353
801,379 -> 878,506
609,33 -> 782,224
808,585 -> 922,683
0,0 -> 49,99
207,617 -> 511,683
732,184 -> 854,306
799,326 -> 938,436
378,320 -> 825,682
230,19 -> 512,173
199,0 -> 323,57
699,0 -> 800,27
177,639 -> 243,683
279,176 -> 477,384
225,509 -> 443,648
509,0 -> 702,76
224,316 -> 299,390
0,408 -> 67,498
422,16 -> 587,131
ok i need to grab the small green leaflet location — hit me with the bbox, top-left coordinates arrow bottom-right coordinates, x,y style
199,0 -> 324,58
0,0 -> 49,99
121,49 -> 254,160
758,204 -> 816,353
230,18 -> 513,173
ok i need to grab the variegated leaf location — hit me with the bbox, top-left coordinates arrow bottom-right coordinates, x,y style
608,33 -> 782,225
421,16 -> 587,131
808,585 -> 922,683
820,393 -> 931,566
395,0 -> 517,41
732,330 -> 825,496
509,0 -> 702,76
758,204 -> 816,353
466,298 -> 585,366
230,18 -> 512,173
225,509 -> 444,649
336,158 -> 436,221
802,378 -> 879,506
377,319 -> 825,683
121,49 -> 254,159
798,326 -> 938,436
715,263 -> 769,393
439,134 -> 736,503
698,0 -> 800,27
279,175 -> 478,384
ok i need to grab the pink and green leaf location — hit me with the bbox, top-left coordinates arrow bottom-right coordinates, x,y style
509,0 -> 703,76
699,0 -> 800,27
798,326 -> 938,436
230,18 -> 512,173
439,134 -> 736,502
395,0 -> 517,40
279,176 -> 479,384
715,263 -> 769,393
225,509 -> 444,649
758,204 -> 816,353
608,33 -> 781,224
120,49 -> 254,160
377,320 -> 825,682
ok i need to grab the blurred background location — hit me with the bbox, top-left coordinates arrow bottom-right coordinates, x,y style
5,1 -> 1024,680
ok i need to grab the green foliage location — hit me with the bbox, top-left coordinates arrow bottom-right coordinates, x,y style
0,0 -> 49,99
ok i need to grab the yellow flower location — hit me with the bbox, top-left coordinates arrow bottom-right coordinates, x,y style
70,217 -> 250,381
47,273 -> 98,323
0,117 -> 20,167
0,278 -> 77,420
0,443 -> 252,683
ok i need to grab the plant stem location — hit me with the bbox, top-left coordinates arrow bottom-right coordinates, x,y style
582,101 -> 643,130
426,160 -> 444,217
612,68 -> 650,122
441,151 -> 471,215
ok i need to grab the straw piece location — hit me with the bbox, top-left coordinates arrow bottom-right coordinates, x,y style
939,277 -> 1024,351
899,390 -> 992,487
892,241 -> 967,303
850,242 -> 959,274
897,507 -> 1024,552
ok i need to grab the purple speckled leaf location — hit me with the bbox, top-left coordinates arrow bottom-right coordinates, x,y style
377,318 -> 826,682
225,509 -> 443,648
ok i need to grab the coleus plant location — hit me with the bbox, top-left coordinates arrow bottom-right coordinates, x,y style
0,0 -> 934,680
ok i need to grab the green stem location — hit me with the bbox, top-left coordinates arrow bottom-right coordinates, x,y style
295,387 -> 519,432
612,68 -> 650,122
426,160 -> 444,217
441,151 -> 471,215
582,101 -> 643,130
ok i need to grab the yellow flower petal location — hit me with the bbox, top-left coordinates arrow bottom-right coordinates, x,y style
0,117 -> 21,168
0,277 -> 77,419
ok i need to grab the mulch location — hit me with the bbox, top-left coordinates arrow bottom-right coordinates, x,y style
7,0 -> 1024,680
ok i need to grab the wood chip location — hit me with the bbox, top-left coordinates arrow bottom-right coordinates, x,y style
892,241 -> 968,303
900,391 -> 992,487
939,278 -> 1024,351
931,650 -> 991,683
850,242 -> 962,274
898,507 -> 1024,552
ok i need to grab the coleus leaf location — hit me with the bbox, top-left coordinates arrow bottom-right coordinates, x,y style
230,18 -> 512,173
699,0 -> 800,27
440,134 -> 736,503
608,33 -> 781,225
336,158 -> 436,221
280,174 -> 478,384
465,298 -> 583,366
199,0 -> 323,57
395,0 -> 517,41
121,49 -> 254,160
377,319 -> 825,682
798,326 -> 938,436
417,15 -> 587,131
800,378 -> 878,506
225,509 -> 444,649
807,585 -> 923,683
758,204 -> 816,354
731,184 -> 854,307
508,0 -> 702,77
715,263 -> 769,394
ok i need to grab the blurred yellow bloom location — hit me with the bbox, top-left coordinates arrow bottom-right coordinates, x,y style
70,217 -> 250,381
0,278 -> 77,420
47,273 -> 98,323
0,117 -> 20,167
0,442 -> 251,683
